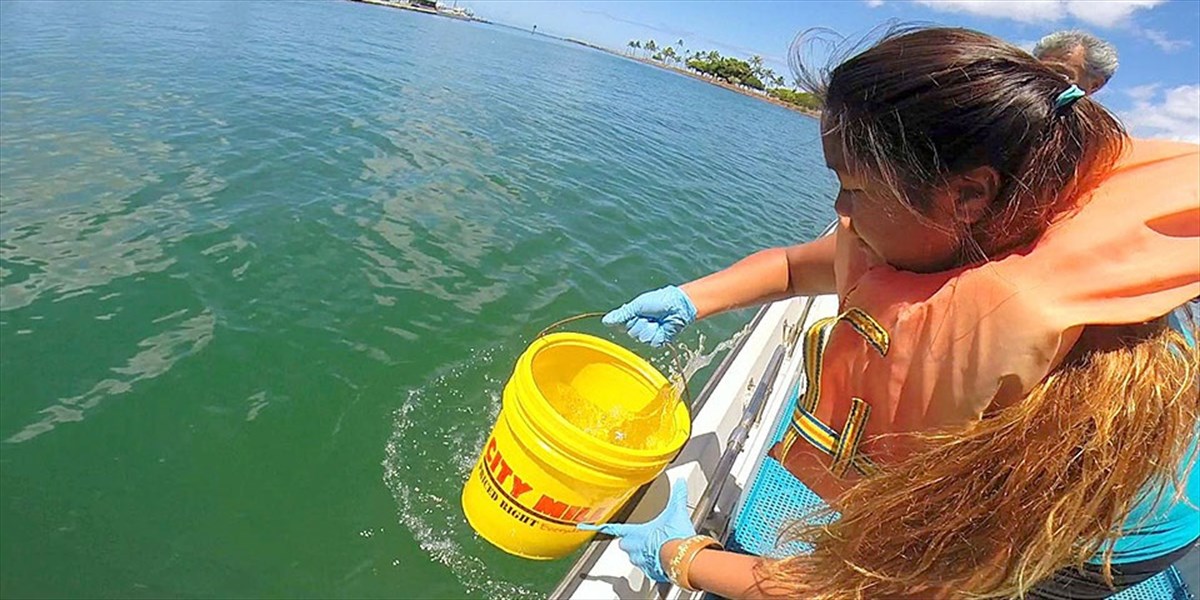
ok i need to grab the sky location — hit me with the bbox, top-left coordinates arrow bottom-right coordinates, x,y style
457,0 -> 1200,143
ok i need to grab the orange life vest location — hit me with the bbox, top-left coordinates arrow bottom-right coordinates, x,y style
777,140 -> 1200,500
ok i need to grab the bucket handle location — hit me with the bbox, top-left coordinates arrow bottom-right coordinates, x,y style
535,311 -> 609,339
534,312 -> 693,408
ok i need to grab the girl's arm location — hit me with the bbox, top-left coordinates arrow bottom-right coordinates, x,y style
659,542 -> 791,599
680,233 -> 838,320
580,482 -> 796,599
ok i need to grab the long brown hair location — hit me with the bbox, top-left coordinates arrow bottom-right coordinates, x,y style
762,28 -> 1199,598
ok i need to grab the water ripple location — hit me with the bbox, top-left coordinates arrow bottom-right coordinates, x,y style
6,309 -> 215,443
0,2 -> 834,597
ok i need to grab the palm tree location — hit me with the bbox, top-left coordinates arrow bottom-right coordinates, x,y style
662,46 -> 679,65
749,54 -> 765,80
644,39 -> 658,59
627,40 -> 640,56
762,68 -> 785,88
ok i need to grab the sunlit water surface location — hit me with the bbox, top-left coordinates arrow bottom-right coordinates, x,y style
0,1 -> 834,597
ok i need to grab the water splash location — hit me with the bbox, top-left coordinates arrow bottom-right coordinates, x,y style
380,345 -> 541,600
544,381 -> 681,450
543,323 -> 752,451
665,322 -> 753,398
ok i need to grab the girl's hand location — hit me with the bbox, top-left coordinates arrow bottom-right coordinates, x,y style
602,286 -> 697,347
577,479 -> 696,582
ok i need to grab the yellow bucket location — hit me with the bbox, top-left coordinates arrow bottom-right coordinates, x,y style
461,326 -> 690,560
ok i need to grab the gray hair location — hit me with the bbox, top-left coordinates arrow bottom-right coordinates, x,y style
1032,30 -> 1119,85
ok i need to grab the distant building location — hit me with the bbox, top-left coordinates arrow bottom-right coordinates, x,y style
413,0 -> 436,7
439,5 -> 473,18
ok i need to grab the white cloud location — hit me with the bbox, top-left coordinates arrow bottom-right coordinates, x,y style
865,0 -> 886,7
913,0 -> 1163,28
1064,0 -> 1162,28
1126,84 -> 1160,103
1120,84 -> 1200,144
914,1 -> 1060,24
1141,29 -> 1192,53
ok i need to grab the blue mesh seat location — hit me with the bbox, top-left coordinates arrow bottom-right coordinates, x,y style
726,386 -> 1192,599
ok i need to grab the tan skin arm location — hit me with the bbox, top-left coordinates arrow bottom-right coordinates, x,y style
659,541 -> 792,599
621,235 -> 838,598
679,232 -> 838,320
644,236 -> 837,599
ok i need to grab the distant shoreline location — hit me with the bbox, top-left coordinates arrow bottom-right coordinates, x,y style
629,53 -> 820,119
346,0 -> 818,119
346,0 -> 491,24
553,37 -> 818,119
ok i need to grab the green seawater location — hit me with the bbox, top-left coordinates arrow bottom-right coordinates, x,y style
0,1 -> 834,597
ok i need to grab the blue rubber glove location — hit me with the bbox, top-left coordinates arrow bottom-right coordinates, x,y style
577,478 -> 696,583
602,286 -> 698,347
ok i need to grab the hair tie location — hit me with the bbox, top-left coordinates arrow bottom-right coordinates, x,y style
1054,84 -> 1086,109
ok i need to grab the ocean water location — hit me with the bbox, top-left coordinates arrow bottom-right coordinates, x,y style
0,1 -> 834,597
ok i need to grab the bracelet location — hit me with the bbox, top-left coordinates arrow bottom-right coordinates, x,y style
664,535 -> 723,592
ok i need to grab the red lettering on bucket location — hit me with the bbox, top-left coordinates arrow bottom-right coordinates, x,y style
480,436 -> 611,526
495,461 -> 514,487
510,475 -> 532,499
580,506 -> 606,523
484,436 -> 499,472
533,495 -> 568,519
561,505 -> 586,522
